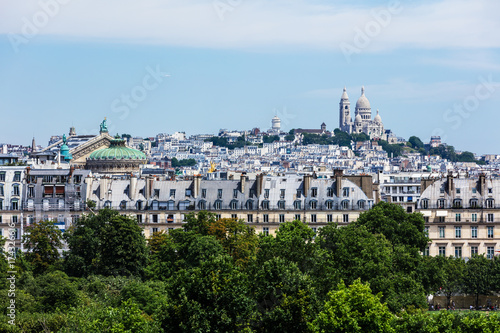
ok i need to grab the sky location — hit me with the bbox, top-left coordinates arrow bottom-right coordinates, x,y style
1,0 -> 500,154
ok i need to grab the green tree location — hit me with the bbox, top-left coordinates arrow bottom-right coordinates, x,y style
249,257 -> 316,333
23,220 -> 63,274
64,209 -> 148,277
408,136 -> 424,149
436,256 -> 465,307
310,279 -> 395,333
463,255 -> 491,309
355,202 -> 429,252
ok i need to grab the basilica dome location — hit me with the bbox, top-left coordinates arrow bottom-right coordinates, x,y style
355,86 -> 371,110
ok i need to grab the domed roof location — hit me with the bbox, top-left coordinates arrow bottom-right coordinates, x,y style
88,139 -> 147,160
374,109 -> 382,123
355,86 -> 371,110
355,114 -> 362,123
341,86 -> 349,100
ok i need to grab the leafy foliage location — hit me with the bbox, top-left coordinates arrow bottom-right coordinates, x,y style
22,220 -> 63,274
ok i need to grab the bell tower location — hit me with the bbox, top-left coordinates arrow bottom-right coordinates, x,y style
339,87 -> 352,133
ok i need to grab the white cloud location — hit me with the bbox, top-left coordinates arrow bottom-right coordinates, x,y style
0,0 -> 499,51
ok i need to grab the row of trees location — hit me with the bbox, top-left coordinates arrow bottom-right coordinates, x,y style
2,203 -> 500,331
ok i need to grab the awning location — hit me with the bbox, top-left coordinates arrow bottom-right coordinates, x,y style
420,210 -> 432,217
436,211 -> 448,217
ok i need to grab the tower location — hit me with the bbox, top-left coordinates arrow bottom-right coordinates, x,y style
339,87 -> 352,133
272,115 -> 281,132
355,86 -> 371,121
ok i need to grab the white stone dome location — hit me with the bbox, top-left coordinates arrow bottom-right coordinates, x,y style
374,109 -> 382,123
355,114 -> 362,123
355,86 -> 371,110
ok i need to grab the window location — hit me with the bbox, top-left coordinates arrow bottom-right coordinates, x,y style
342,187 -> 350,197
152,227 -> 158,234
489,188 -> 493,194
262,227 -> 269,236
471,226 -> 478,239
28,187 -> 34,198
247,200 -> 254,210
311,214 -> 317,223
214,200 -> 222,210
262,200 -> 269,210
486,199 -> 494,208
455,213 -> 461,222
327,214 -> 333,222
263,214 -> 269,223
296,189 -> 301,198
11,200 -> 18,210
198,200 -> 206,210
487,246 -> 495,259
231,214 -> 237,219
326,200 -> 334,210
455,226 -> 461,238
230,200 -> 238,210
470,199 -> 478,208
456,188 -> 460,194
0,172 -> 4,182
487,226 -> 494,238
12,215 -> 18,223
217,189 -> 223,199
472,188 -> 477,194
278,200 -> 285,210
201,189 -> 207,198
341,200 -> 349,210
0,200 -> 2,210
439,226 -> 445,238
294,200 -> 301,210
438,199 -> 445,209
311,188 -> 317,198
343,214 -> 349,223
13,172 -> 21,182
233,189 -> 238,198
152,214 -> 158,223
264,189 -> 270,199
488,214 -> 494,222
310,200 -> 317,209
280,189 -> 285,198
279,214 -> 285,223
439,246 -> 446,256
471,246 -> 478,256
215,214 -> 221,221
358,200 -> 365,210
137,214 -> 143,223
327,187 -> 334,197
424,226 -> 429,236
424,246 -> 430,256
472,214 -> 477,222
295,214 -> 301,221
453,199 -> 462,208
119,201 -> 127,210
421,199 -> 428,209
0,185 -> 3,196
455,246 -> 462,258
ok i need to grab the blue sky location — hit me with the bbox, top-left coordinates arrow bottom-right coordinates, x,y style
1,0 -> 500,154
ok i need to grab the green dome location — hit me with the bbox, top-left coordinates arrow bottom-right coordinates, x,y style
88,139 -> 147,160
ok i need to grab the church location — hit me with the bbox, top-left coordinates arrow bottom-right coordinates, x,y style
338,86 -> 384,139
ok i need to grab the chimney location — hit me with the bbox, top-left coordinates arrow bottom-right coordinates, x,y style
256,173 -> 264,197
240,173 -> 247,194
303,174 -> 312,196
334,169 -> 343,196
145,176 -> 153,199
446,172 -> 454,195
479,173 -> 486,195
193,175 -> 202,198
130,175 -> 137,200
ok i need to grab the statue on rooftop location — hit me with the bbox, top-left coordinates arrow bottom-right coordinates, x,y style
100,118 -> 108,133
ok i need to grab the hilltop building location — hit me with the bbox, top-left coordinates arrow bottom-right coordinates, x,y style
339,86 -> 384,139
